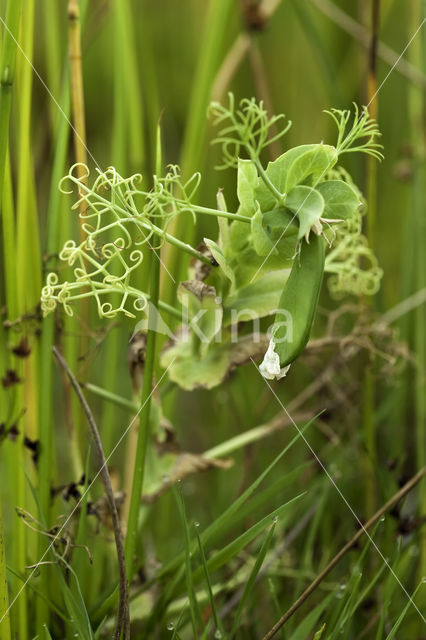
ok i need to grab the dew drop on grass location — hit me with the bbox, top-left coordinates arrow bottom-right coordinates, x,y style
195,521 -> 200,528
214,630 -> 223,639
379,516 -> 385,522
167,622 -> 175,631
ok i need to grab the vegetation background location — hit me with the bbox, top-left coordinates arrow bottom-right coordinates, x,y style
0,0 -> 425,638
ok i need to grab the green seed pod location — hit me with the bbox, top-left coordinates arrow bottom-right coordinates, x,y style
260,234 -> 325,379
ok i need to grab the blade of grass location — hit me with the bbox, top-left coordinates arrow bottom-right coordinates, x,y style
201,493 -> 305,579
290,590 -> 335,640
172,482 -> 204,637
261,468 -> 426,639
384,579 -> 425,640
140,423 -> 314,632
230,517 -> 277,637
156,417 -> 315,582
195,523 -> 226,638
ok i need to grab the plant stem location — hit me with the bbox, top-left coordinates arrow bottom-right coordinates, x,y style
409,0 -> 426,580
165,0 -> 235,295
254,158 -> 287,205
361,0 -> 380,518
36,75 -> 72,634
189,203 -> 250,223
0,0 -> 22,202
124,143 -> 163,580
68,0 -> 88,228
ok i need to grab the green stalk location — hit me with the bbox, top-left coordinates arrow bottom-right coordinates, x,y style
36,82 -> 72,633
165,0 -> 235,298
89,0 -> 146,603
180,0 -> 235,177
409,0 -> 426,579
124,128 -> 162,579
0,482 -> 11,640
186,203 -> 250,223
113,0 -> 145,173
8,1 -> 40,635
43,0 -> 62,131
362,0 -> 380,518
0,0 -> 22,201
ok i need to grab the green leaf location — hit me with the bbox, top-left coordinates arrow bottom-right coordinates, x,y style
237,158 -> 258,217
177,281 -> 222,349
285,185 -> 324,240
316,179 -> 360,221
284,144 -> 338,193
223,269 -> 289,324
160,339 -> 229,390
255,144 -> 318,210
250,204 -> 278,257
204,237 -> 236,287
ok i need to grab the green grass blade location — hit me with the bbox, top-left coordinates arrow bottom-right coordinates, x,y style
384,579 -> 424,640
172,481 -> 204,637
195,524 -> 225,637
202,492 -> 306,578
290,591 -> 335,640
230,517 -> 277,637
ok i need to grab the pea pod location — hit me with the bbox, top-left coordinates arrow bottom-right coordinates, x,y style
260,234 -> 325,379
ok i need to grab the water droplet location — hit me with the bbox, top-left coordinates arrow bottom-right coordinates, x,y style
379,516 -> 385,522
339,583 -> 346,590
162,474 -> 170,484
422,576 -> 426,584
214,631 -> 222,639
272,516 -> 278,524
167,622 -> 175,631
194,521 -> 200,528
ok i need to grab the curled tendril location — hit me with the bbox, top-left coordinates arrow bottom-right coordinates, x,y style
325,210 -> 383,298
60,240 -> 80,265
209,93 -> 292,169
134,296 -> 148,312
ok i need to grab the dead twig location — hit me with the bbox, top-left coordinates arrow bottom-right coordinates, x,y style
52,346 -> 130,640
